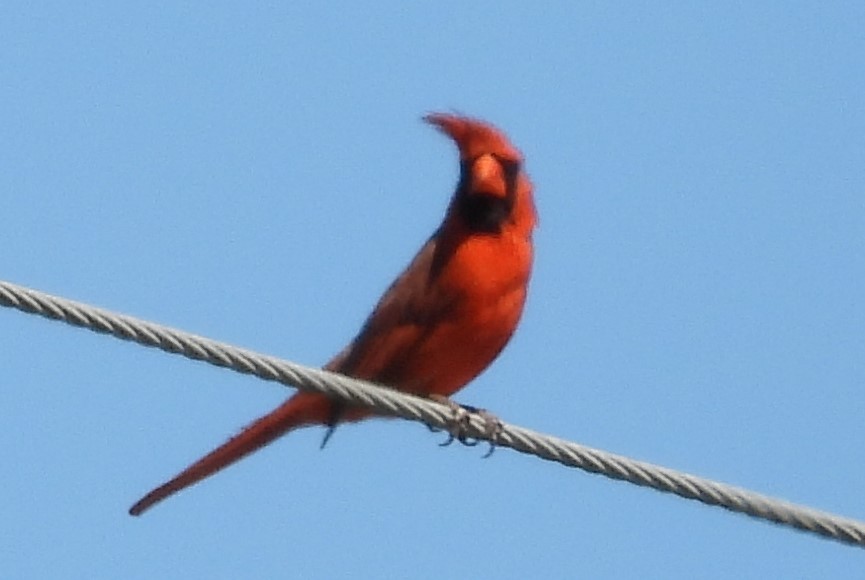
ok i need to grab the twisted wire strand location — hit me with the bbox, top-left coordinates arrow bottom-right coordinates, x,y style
1,279 -> 863,548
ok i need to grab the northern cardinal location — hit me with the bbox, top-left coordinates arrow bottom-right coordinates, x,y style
130,113 -> 537,515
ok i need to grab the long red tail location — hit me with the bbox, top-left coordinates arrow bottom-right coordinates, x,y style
129,392 -> 333,515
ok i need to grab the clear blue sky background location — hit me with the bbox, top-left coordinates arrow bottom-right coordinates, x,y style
2,3 -> 863,578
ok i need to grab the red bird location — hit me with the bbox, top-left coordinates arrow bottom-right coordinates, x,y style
130,113 -> 537,515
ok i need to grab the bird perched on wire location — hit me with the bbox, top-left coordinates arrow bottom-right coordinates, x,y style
130,112 -> 537,515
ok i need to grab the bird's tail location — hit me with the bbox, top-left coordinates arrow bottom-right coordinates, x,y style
129,391 -> 334,516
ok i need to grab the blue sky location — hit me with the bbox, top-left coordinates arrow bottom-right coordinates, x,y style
2,2 -> 864,578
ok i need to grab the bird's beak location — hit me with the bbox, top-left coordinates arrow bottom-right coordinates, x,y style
469,154 -> 507,199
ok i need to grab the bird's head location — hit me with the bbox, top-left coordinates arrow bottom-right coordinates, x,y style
425,113 -> 535,235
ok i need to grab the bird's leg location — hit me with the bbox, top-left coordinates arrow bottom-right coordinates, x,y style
426,395 -> 472,444
427,395 -> 503,458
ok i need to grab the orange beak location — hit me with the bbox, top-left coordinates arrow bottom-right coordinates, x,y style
469,154 -> 507,199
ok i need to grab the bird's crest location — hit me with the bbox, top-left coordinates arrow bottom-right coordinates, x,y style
424,113 -> 522,162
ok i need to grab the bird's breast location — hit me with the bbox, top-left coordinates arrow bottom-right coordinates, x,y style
409,231 -> 532,397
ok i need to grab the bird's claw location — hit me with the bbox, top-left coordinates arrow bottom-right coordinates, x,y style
428,395 -> 502,457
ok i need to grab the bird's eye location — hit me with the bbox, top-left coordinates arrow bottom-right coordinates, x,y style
493,155 -> 521,193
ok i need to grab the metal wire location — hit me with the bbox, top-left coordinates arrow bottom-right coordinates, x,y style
2,279 -> 863,548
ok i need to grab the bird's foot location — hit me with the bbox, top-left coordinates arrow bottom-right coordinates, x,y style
427,395 -> 503,458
